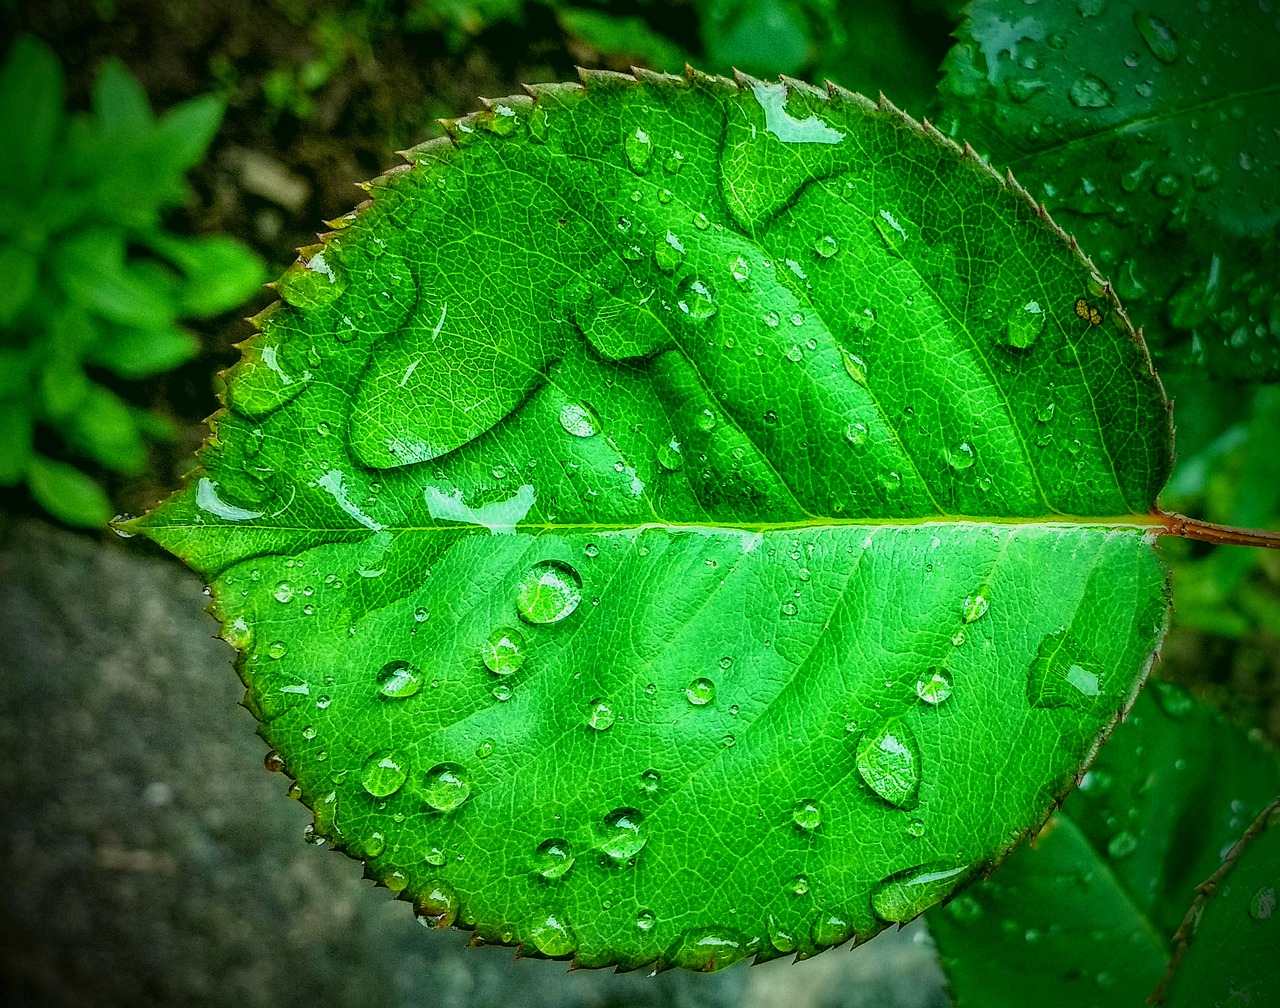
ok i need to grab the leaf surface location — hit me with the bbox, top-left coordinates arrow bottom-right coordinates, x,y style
939,0 -> 1280,378
132,69 -> 1173,970
928,681 -> 1280,1005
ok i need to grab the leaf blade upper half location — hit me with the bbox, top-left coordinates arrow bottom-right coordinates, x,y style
132,69 -> 1173,970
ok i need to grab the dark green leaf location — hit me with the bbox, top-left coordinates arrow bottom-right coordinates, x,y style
0,241 -> 39,325
938,0 -> 1280,378
90,323 -> 199,380
65,385 -> 148,475
53,231 -> 177,330
149,234 -> 267,318
0,35 -> 64,191
928,681 -> 1280,1006
1157,799 -> 1280,1008
0,398 -> 34,486
153,94 -> 225,174
132,70 -> 1173,970
91,57 -> 154,143
28,454 -> 112,528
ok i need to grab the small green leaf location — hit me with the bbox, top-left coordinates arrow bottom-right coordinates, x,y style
153,93 -> 225,174
91,56 -> 154,143
928,682 -> 1280,1006
90,323 -> 199,380
558,10 -> 690,75
0,241 -> 39,324
53,231 -> 177,330
134,70 -> 1174,970
65,385 -> 148,475
0,35 -> 64,190
149,234 -> 266,318
28,454 -> 112,528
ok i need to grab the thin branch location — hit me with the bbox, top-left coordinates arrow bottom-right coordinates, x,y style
1156,512 -> 1280,550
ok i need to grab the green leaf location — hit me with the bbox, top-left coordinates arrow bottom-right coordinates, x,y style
64,385 -> 148,475
132,70 -> 1173,970
0,398 -> 34,486
152,93 -> 225,175
938,0 -> 1280,379
1156,799 -> 1280,1008
28,454 -> 112,528
0,240 -> 39,324
91,56 -> 155,143
148,234 -> 267,318
90,323 -> 199,380
0,34 -> 64,191
928,681 -> 1280,1005
700,0 -> 814,78
558,9 -> 691,75
53,230 -> 177,330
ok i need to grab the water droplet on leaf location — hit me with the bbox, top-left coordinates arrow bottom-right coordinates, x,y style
1069,75 -> 1115,109
598,807 -> 646,861
1134,12 -> 1179,63
423,762 -> 471,812
872,863 -> 969,922
792,798 -> 821,831
624,126 -> 653,174
855,720 -> 921,808
516,560 -> 583,624
685,677 -> 716,705
586,697 -> 616,731
558,402 -> 597,438
916,667 -> 953,705
361,751 -> 408,797
483,627 -> 527,675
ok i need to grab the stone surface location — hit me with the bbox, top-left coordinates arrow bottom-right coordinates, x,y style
0,516 -> 948,1007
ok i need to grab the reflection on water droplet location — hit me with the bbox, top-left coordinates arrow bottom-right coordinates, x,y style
636,908 -> 656,931
558,402 -> 597,438
792,798 -> 821,832
657,436 -> 684,471
947,442 -> 976,472
532,837 -> 575,880
876,471 -> 902,495
840,346 -> 868,386
790,873 -> 810,896
1004,301 -> 1045,348
528,913 -> 577,956
423,762 -> 471,812
1107,831 -> 1138,858
677,278 -> 718,321
266,640 -> 288,660
516,560 -> 583,624
1134,12 -> 1179,63
814,234 -> 839,258
730,256 -> 750,283
811,912 -> 855,948
624,126 -> 653,174
492,682 -> 513,702
916,667 -> 953,705
845,421 -> 868,447
475,738 -> 495,759
361,751 -> 408,797
872,863 -> 969,922
962,588 -> 990,623
654,231 -> 685,272
415,880 -> 459,928
1028,630 -> 1101,708
586,697 -> 616,731
1249,886 -> 1276,921
855,720 -> 920,808
686,677 -> 716,706
1069,74 -> 1114,109
640,768 -> 661,794
425,846 -> 447,867
666,926 -> 754,971
599,807 -> 646,861
483,627 -> 526,675
907,817 -> 926,838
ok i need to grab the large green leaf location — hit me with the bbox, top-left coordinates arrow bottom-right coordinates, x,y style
928,681 -> 1280,1006
938,0 -> 1280,379
130,69 -> 1173,970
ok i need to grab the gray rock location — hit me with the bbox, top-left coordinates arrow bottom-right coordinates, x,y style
0,517 -> 949,1008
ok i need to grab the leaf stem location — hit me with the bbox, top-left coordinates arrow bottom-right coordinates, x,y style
1156,512 -> 1280,550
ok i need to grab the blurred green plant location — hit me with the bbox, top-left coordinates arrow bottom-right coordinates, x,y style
0,35 -> 265,528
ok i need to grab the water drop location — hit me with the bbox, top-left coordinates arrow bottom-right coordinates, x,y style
492,682 -> 513,702
639,769 -> 661,794
415,880 -> 459,928
677,278 -> 718,322
482,626 -> 526,675
946,442 -> 976,472
658,188 -> 673,204
484,104 -> 519,136
693,212 -> 710,231
516,560 -> 583,624
810,913 -> 855,948
840,347 -> 868,386
792,798 -> 821,832
695,408 -> 717,432
1005,301 -> 1045,348
962,588 -> 990,623
1134,12 -> 1179,63
685,677 -> 716,706
1107,830 -> 1138,858
636,908 -> 656,931
1069,75 -> 1114,109
1036,401 -> 1056,424
666,927 -> 753,971
624,126 -> 653,174
872,863 -> 969,922
266,640 -> 288,660
585,697 -> 617,731
654,231 -> 685,272
852,306 -> 876,333
786,344 -> 803,363
916,667 -> 953,705
1028,630 -> 1101,708
532,837 -> 575,880
657,436 -> 684,471
558,402 -> 597,438
781,601 -> 798,616
664,151 -> 684,173
855,720 -> 921,808
790,311 -> 805,327
1007,77 -> 1048,103
730,256 -> 751,283
425,846 -> 447,867
274,581 -> 294,604
763,310 -> 780,328
907,818 -> 926,838
378,659 -> 423,698
363,832 -> 386,857
845,421 -> 868,447
361,751 -> 408,797
813,234 -> 839,258
423,762 -> 471,812
790,873 -> 811,896
876,471 -> 902,494
598,807 -> 646,861
1249,886 -> 1276,921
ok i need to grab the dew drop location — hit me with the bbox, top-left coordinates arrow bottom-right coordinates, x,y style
484,104 -> 519,136
598,807 -> 646,861
422,762 -> 471,812
266,640 -> 288,660
792,798 -> 821,832
810,913 -> 855,948
624,126 -> 654,174
657,436 -> 684,471
790,873 -> 811,896
482,626 -> 526,675
946,442 -> 976,472
475,738 -> 495,759
1069,74 -> 1115,109
377,659 -> 423,699
424,846 -> 447,867
786,344 -> 803,363
516,560 -> 583,624
1249,886 -> 1276,921
1036,401 -> 1056,424
840,346 -> 868,386
855,719 -> 921,808
1134,12 -> 1179,63
639,769 -> 661,794
876,471 -> 902,495
1007,77 -> 1048,103
915,667 -> 953,705
677,278 -> 718,322
693,212 -> 710,231
781,601 -> 798,616
273,581 -> 295,604
532,837 -> 575,880
1004,301 -> 1045,348
845,421 -> 868,447
415,880 -> 459,928
636,908 -> 656,931
361,751 -> 408,797
907,817 -> 926,838
492,682 -> 513,702
558,402 -> 597,438
1107,830 -> 1138,858
1028,630 -> 1101,708
813,234 -> 839,258
666,927 -> 753,971
762,311 -> 780,328
872,863 -> 969,922
685,677 -> 716,706
962,588 -> 990,623
730,256 -> 751,284
654,231 -> 685,273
